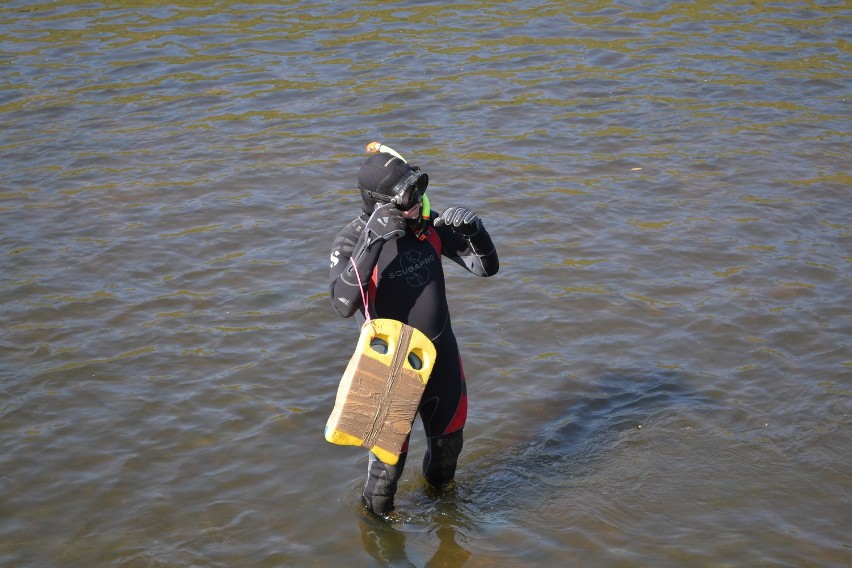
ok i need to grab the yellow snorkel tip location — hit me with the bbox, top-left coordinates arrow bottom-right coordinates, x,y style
365,141 -> 407,163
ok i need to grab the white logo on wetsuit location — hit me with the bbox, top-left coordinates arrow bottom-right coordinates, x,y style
388,250 -> 434,287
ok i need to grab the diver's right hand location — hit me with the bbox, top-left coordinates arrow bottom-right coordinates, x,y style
365,202 -> 406,242
345,202 -> 405,287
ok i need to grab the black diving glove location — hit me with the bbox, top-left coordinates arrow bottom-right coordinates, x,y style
365,202 -> 406,242
434,206 -> 481,237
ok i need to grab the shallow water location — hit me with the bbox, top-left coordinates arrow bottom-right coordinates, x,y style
1,1 -> 850,566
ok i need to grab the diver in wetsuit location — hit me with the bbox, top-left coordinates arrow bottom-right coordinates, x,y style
328,144 -> 499,516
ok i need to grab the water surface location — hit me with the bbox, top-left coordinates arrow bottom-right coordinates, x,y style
1,1 -> 850,566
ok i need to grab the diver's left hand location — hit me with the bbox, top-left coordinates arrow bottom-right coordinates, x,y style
434,206 -> 481,237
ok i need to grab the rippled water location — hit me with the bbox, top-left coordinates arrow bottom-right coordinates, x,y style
1,1 -> 850,566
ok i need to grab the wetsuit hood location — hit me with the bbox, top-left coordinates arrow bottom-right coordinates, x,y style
358,152 -> 412,210
356,147 -> 431,237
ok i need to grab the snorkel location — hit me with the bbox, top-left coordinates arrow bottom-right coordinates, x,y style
420,193 -> 431,225
364,142 -> 431,239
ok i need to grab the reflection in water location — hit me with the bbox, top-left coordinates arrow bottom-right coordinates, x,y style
357,372 -> 707,566
359,512 -> 411,567
358,497 -> 472,568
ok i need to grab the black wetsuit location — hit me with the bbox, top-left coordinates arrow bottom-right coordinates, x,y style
329,208 -> 498,514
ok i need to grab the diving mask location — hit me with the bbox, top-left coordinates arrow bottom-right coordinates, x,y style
387,170 -> 429,211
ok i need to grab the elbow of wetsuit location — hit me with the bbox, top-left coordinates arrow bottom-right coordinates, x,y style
329,280 -> 360,318
329,230 -> 384,317
466,223 -> 499,276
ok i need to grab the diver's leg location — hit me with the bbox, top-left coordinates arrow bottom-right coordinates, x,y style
422,428 -> 463,488
419,331 -> 467,489
362,451 -> 407,515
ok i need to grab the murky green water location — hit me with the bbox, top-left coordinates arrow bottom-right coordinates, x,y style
1,1 -> 850,566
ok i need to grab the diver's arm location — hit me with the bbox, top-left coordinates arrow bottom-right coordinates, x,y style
329,204 -> 406,317
434,207 -> 499,277
329,228 -> 364,318
461,221 -> 499,276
